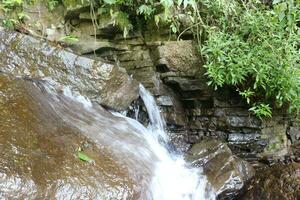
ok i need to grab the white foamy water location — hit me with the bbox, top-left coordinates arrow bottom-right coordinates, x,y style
138,85 -> 215,200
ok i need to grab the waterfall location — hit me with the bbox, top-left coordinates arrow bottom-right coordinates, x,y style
138,85 -> 215,200
37,79 -> 215,199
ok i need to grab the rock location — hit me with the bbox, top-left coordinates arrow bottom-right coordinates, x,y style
22,0 -> 65,41
74,19 -> 117,39
62,0 -> 91,18
260,119 -> 289,158
153,40 -> 203,76
287,123 -> 300,144
225,116 -> 261,129
67,33 -> 118,55
163,76 -> 208,92
157,95 -> 173,106
167,129 -> 191,153
228,133 -> 261,145
0,74 -> 151,199
186,139 -> 255,199
0,28 -> 138,110
240,163 -> 300,200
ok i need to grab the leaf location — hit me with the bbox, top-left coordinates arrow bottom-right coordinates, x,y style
103,0 -> 117,5
183,0 -> 188,8
154,15 -> 160,26
78,151 -> 93,162
278,12 -> 285,21
170,23 -> 178,33
17,12 -> 30,20
59,35 -> 79,43
273,0 -> 282,4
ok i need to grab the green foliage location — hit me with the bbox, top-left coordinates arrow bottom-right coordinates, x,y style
77,148 -> 93,162
48,0 -> 60,11
2,0 -> 23,8
59,35 -> 79,42
2,18 -> 17,28
17,11 -> 29,20
249,104 -> 272,119
95,0 -> 198,36
0,0 -> 24,28
201,0 -> 300,118
0,0 -> 60,28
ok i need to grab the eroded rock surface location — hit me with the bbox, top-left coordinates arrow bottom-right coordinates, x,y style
0,28 -> 138,110
241,163 -> 300,200
0,74 -> 147,199
186,139 -> 255,199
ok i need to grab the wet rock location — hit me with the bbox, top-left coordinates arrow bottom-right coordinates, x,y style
260,120 -> 289,158
167,129 -> 190,153
157,95 -> 173,106
228,133 -> 261,145
186,139 -> 255,199
0,28 -> 138,110
0,74 -> 149,199
287,123 -> 300,144
241,163 -> 300,200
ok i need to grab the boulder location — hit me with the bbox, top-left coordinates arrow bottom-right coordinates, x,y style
241,163 -> 300,200
186,139 -> 255,199
153,40 -> 203,76
0,28 -> 138,110
0,74 -> 150,199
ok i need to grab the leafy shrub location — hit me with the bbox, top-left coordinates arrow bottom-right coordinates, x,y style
201,0 -> 300,118
96,0 -> 198,36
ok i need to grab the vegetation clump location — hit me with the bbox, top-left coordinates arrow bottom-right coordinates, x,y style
201,0 -> 299,118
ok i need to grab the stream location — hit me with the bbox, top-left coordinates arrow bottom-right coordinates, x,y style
0,74 -> 215,199
45,79 -> 216,199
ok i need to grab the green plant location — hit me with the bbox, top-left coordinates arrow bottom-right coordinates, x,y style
93,0 -> 198,37
1,0 -> 24,28
249,104 -> 272,119
58,35 -> 79,43
2,0 -> 23,8
77,147 -> 93,163
2,18 -> 17,28
48,0 -> 60,11
201,0 -> 300,118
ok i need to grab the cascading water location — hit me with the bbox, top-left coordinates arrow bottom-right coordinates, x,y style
138,85 -> 215,200
36,79 -> 215,199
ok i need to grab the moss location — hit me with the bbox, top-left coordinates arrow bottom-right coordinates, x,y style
261,123 -> 288,154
